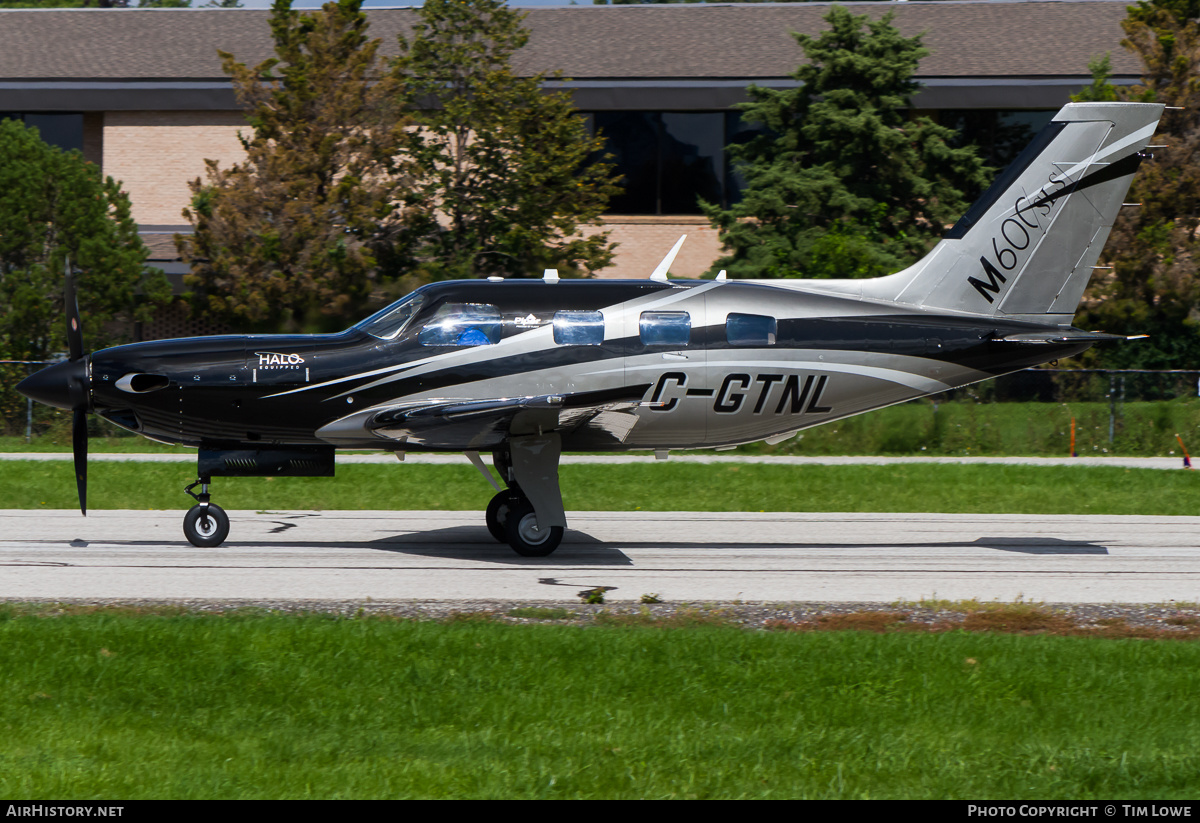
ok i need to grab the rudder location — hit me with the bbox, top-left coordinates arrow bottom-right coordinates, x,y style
855,102 -> 1165,324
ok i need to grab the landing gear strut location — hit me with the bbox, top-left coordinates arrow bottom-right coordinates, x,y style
184,476 -> 229,548
485,436 -> 566,557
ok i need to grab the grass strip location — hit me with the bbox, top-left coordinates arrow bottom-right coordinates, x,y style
1,608 -> 1198,799
2,461 -> 1199,515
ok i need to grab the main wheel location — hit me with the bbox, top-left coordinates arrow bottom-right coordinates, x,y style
183,503 -> 230,548
504,502 -> 563,557
485,490 -> 519,543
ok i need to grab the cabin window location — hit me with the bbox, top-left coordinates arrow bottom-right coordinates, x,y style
639,311 -> 691,347
726,313 -> 777,347
417,303 -> 503,347
552,311 -> 605,346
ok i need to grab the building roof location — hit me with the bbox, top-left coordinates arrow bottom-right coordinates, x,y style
0,2 -> 1142,110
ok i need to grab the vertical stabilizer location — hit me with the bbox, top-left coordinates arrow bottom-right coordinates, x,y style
788,103 -> 1165,324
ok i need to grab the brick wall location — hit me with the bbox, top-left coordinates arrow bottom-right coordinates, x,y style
103,111 -> 249,225
583,216 -> 724,279
104,112 -> 729,276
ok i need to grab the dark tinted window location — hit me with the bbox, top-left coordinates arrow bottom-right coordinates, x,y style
2,113 -> 84,153
726,313 -> 777,347
553,311 -> 605,346
590,111 -> 725,215
640,311 -> 691,347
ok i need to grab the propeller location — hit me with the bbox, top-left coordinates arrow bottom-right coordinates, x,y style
64,259 -> 89,516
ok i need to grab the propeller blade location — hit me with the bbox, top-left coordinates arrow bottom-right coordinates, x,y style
65,258 -> 84,362
72,408 -> 88,516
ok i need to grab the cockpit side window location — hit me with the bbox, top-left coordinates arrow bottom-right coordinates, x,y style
639,311 -> 691,347
417,303 -> 503,347
726,313 -> 777,346
552,311 -> 605,346
356,292 -> 425,341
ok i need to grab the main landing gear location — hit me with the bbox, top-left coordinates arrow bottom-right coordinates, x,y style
482,436 -> 567,557
183,476 -> 229,548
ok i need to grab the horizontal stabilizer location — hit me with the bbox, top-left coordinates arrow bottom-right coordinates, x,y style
992,330 -> 1132,345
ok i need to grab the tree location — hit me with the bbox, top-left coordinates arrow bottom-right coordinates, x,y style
1072,1 -> 1200,371
702,5 -> 990,280
390,0 -> 621,281
1073,53 -> 1122,103
0,117 -> 168,430
179,0 -> 410,331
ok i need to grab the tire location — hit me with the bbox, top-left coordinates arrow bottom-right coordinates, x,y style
485,490 -> 519,543
504,502 -> 563,557
183,503 -> 230,548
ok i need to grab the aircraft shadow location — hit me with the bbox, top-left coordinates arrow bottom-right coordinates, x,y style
969,537 -> 1109,555
364,531 -> 1108,559
29,533 -> 1106,560
366,526 -> 634,566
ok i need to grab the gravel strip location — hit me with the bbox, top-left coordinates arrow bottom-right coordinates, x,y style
5,598 -> 1200,634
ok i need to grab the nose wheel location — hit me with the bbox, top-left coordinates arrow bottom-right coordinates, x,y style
184,477 -> 229,548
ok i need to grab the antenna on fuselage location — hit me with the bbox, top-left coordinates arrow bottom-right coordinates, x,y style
543,268 -> 560,283
650,235 -> 686,282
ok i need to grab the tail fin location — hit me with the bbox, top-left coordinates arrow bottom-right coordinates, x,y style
795,103 -> 1165,324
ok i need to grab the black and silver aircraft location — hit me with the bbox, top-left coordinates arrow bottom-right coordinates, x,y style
17,102 -> 1164,555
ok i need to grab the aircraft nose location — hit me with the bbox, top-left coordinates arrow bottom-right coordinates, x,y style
16,358 -> 90,411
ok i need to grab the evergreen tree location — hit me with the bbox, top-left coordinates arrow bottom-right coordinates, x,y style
1073,53 -> 1122,102
179,0 -> 410,331
0,118 -> 168,430
702,5 -> 989,280
1073,1 -> 1200,370
390,0 -> 621,280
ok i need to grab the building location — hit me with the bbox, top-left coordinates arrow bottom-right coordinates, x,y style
0,1 -> 1141,294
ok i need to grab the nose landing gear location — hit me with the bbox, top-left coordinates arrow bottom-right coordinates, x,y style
183,476 -> 229,548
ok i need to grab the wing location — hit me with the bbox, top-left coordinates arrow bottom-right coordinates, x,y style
366,384 -> 652,450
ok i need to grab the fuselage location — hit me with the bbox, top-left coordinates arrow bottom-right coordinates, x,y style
79,278 -> 1087,452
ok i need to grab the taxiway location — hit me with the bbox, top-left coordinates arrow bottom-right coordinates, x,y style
2,509 -> 1197,604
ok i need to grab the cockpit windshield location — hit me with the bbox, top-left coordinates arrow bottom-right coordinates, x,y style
355,291 -> 426,341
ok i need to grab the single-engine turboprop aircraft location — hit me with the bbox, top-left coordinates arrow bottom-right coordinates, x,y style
17,102 -> 1164,555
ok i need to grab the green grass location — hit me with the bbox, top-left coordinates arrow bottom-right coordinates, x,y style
1,610 -> 1198,799
3,461 -> 1199,515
